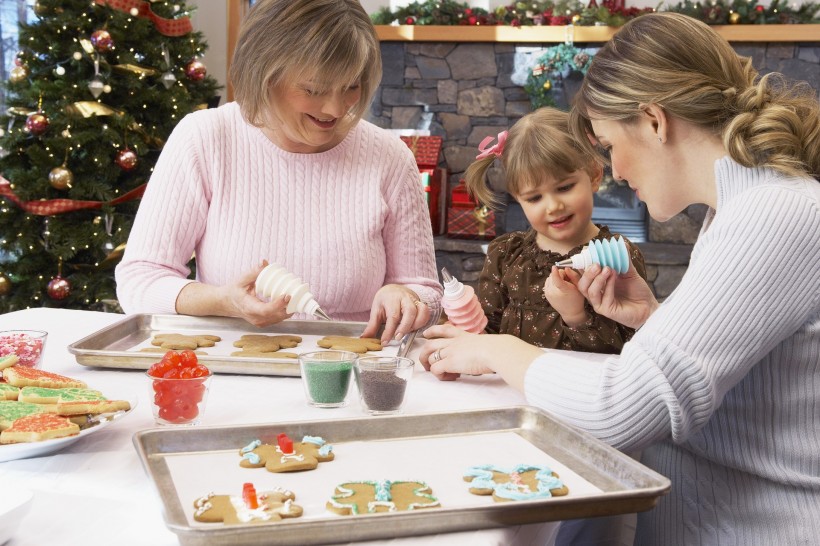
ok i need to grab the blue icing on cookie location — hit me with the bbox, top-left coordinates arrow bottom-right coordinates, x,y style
242,451 -> 261,465
374,480 -> 393,502
241,439 -> 261,454
464,463 -> 565,501
302,435 -> 333,456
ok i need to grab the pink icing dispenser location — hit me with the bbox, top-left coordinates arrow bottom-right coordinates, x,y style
440,267 -> 487,334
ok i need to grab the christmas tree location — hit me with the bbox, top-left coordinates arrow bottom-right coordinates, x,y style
0,0 -> 220,312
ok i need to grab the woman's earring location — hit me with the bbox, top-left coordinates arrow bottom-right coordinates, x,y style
658,137 -> 663,143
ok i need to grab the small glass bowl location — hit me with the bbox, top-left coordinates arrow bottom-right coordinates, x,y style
0,330 -> 48,368
146,370 -> 212,426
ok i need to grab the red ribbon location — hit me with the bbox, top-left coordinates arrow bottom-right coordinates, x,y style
95,0 -> 193,37
0,177 -> 147,215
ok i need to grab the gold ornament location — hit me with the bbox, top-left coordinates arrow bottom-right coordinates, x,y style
571,14 -> 581,23
9,65 -> 28,83
543,80 -> 552,91
729,12 -> 741,24
49,165 -> 74,190
0,274 -> 10,296
33,0 -> 48,16
65,101 -> 121,118
112,63 -> 160,77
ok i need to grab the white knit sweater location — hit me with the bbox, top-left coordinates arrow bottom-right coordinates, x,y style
525,157 -> 820,544
116,102 -> 441,319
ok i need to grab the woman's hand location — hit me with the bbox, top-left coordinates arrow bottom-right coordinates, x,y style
420,325 -> 544,390
222,261 -> 293,328
575,262 -> 658,329
543,267 -> 588,326
361,284 -> 431,344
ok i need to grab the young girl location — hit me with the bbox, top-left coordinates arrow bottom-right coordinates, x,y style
463,107 -> 646,352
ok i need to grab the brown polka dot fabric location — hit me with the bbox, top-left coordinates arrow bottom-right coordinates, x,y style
478,226 -> 647,353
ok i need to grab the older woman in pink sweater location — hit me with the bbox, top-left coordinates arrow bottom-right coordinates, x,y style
115,0 -> 441,343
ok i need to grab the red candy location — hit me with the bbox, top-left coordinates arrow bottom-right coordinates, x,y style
242,483 -> 259,509
0,332 -> 45,368
277,433 -> 294,454
148,350 -> 210,424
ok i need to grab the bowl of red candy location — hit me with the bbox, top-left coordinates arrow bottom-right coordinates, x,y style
146,350 -> 212,426
0,330 -> 48,368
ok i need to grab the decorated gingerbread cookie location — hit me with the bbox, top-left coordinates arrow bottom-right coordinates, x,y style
327,480 -> 440,515
463,464 -> 569,502
193,483 -> 303,524
317,336 -> 382,354
151,333 -> 221,350
239,434 -> 333,473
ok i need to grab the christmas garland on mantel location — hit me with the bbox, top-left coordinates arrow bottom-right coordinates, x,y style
371,0 -> 819,27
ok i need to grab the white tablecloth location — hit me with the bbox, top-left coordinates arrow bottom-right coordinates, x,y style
0,308 -> 561,546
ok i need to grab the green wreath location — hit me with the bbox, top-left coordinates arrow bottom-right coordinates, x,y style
524,44 -> 597,110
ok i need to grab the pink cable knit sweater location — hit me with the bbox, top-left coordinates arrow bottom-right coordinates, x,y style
115,102 -> 442,320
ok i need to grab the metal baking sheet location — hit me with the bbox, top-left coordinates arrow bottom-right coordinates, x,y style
68,314 -> 406,377
133,406 -> 670,546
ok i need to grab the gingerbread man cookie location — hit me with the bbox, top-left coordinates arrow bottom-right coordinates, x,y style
151,333 -> 221,350
231,335 -> 302,358
463,464 -> 569,502
317,336 -> 382,354
239,434 -> 334,473
140,347 -> 208,355
327,480 -> 440,515
193,483 -> 303,524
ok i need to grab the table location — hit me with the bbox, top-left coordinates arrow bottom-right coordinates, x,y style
0,308 -> 562,546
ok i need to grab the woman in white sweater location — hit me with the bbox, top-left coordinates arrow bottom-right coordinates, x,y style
421,13 -> 819,545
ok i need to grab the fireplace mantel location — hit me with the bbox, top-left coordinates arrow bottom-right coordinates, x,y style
375,24 -> 820,43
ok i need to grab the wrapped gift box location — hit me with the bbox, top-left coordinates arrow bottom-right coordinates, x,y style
447,182 -> 496,240
400,136 -> 445,234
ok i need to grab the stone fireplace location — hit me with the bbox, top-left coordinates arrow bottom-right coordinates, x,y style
367,35 -> 819,299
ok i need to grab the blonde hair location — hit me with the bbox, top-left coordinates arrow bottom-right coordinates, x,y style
229,0 -> 382,131
464,107 -> 603,209
569,12 -> 820,180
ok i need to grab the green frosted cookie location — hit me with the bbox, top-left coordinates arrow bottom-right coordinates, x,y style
0,400 -> 45,429
0,384 -> 20,401
18,387 -> 105,404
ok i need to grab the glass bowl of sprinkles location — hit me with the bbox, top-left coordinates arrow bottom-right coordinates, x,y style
0,330 -> 48,368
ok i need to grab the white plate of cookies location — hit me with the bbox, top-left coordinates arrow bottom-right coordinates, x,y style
0,363 -> 135,463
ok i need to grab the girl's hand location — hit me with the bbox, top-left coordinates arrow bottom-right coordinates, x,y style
543,267 -> 588,326
576,262 -> 659,329
362,284 -> 431,344
223,260 -> 293,328
420,325 -> 543,390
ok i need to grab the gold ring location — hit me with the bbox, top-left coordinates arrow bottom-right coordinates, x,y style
413,300 -> 426,307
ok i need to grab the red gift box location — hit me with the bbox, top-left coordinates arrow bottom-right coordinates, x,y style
446,182 -> 496,240
400,136 -> 445,234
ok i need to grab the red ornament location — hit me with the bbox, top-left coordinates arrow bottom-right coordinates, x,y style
90,29 -> 113,52
115,148 -> 138,171
25,113 -> 49,136
405,16 -> 416,25
755,5 -> 764,11
47,276 -> 71,300
184,60 -> 207,81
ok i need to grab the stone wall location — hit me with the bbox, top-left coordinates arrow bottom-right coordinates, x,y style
368,39 -> 820,297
